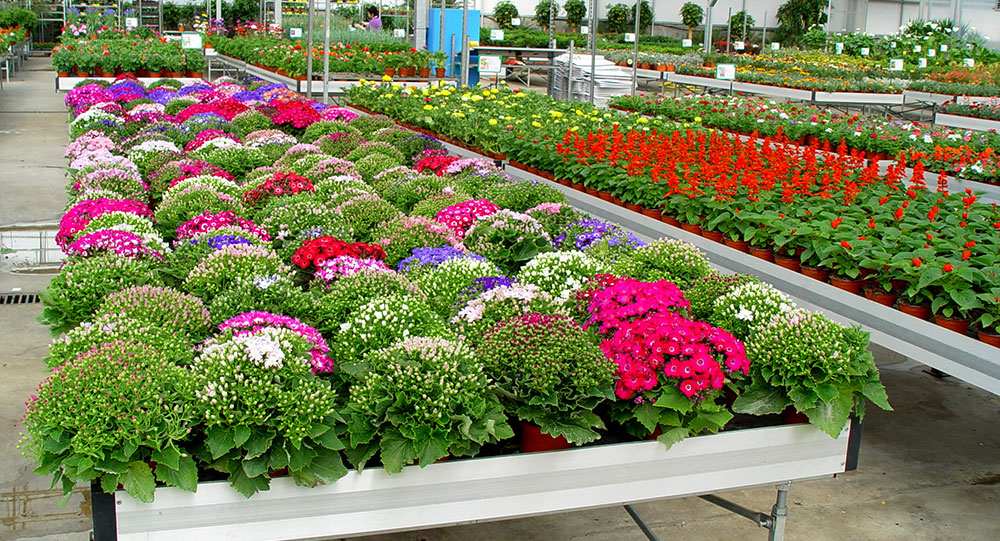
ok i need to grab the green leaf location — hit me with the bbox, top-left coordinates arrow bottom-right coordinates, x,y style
688,409 -> 733,434
534,414 -> 600,445
652,386 -> 694,413
732,385 -> 789,415
99,473 -> 120,496
244,431 -> 276,460
861,378 -> 892,411
314,428 -> 345,451
207,426 -> 236,460
343,442 -> 378,473
232,426 -> 252,448
379,430 -> 416,474
42,435 -> 70,454
228,467 -> 271,499
151,445 -> 181,471
155,455 -> 198,493
303,451 -> 348,485
268,444 -> 289,471
655,427 -> 691,451
121,462 -> 156,503
415,437 -> 449,466
94,457 -> 129,475
288,443 -> 318,472
632,402 -> 661,433
951,288 -> 979,311
34,452 -> 65,476
917,266 -> 942,289
803,390 -> 855,438
814,383 -> 840,404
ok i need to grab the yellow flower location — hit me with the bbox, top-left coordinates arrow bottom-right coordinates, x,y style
423,104 -> 434,110
440,90 -> 451,96
570,126 -> 579,132
488,119 -> 498,125
549,110 -> 563,118
391,83 -> 401,89
471,95 -> 483,101
454,112 -> 466,118
382,75 -> 392,82
531,121 -> 542,128
694,116 -> 702,122
637,117 -> 649,124
482,90 -> 491,96
491,88 -> 500,94
359,78 -> 368,83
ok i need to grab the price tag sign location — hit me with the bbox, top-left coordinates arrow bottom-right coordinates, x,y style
890,41 -> 896,48
771,42 -> 780,51
180,32 -> 203,50
393,28 -> 406,38
940,44 -> 948,52
490,29 -> 504,41
580,25 -> 589,34
511,17 -> 521,26
734,41 -> 745,51
478,55 -> 502,74
125,17 -> 138,29
289,27 -> 303,38
913,45 -> 921,53
889,59 -> 904,71
918,57 -> 927,68
964,58 -> 975,68
860,47 -> 870,56
624,33 -> 636,43
928,49 -> 936,57
835,42 -> 844,54
716,63 -> 736,80
204,47 -> 217,57
682,38 -> 693,47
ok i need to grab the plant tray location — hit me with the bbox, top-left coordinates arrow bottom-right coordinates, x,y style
96,422 -> 857,541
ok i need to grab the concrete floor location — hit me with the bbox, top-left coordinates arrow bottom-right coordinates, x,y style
1,58 -> 999,541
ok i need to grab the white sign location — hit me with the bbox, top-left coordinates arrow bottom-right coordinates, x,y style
918,57 -> 927,68
964,58 -> 975,68
889,59 -> 904,71
890,41 -> 896,48
624,33 -> 636,43
913,45 -> 921,53
928,48 -> 936,57
733,40 -> 745,50
716,63 -> 736,80
682,38 -> 693,47
393,28 -> 406,38
125,17 -> 138,29
771,42 -> 780,51
940,44 -> 948,52
180,32 -> 203,50
478,55 -> 502,74
860,47 -> 870,56
511,17 -> 521,26
580,25 -> 588,34
490,29 -> 504,41
289,27 -> 303,38
204,47 -> 217,57
835,42 -> 844,54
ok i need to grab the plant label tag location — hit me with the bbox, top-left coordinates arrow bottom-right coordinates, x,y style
860,47 -> 870,56
181,32 -> 203,49
913,45 -> 921,53
289,27 -> 303,38
940,44 -> 948,52
204,47 -> 217,57
771,42 -> 780,50
580,25 -> 589,34
835,42 -> 844,54
478,55 -> 502,74
682,38 -> 693,47
734,41 -> 745,50
890,41 -> 896,48
393,28 -> 406,38
349,26 -> 356,32
625,33 -> 636,43
511,18 -> 521,26
490,29 -> 504,41
889,59 -> 903,71
125,17 -> 138,29
964,58 -> 975,67
928,48 -> 936,57
918,57 -> 927,68
716,63 -> 736,80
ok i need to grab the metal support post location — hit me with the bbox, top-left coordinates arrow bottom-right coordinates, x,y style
567,40 -> 574,101
548,0 -> 556,47
306,0 -> 314,98
623,505 -> 660,541
588,0 -> 596,104
460,0 -> 469,87
769,482 -> 791,541
761,10 -> 767,47
439,0 -> 446,53
631,0 -> 640,96
725,7 -> 731,54
322,0 -> 330,103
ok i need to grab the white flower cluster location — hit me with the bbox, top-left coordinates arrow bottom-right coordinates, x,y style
164,174 -> 243,200
517,250 -> 607,300
711,281 -> 795,340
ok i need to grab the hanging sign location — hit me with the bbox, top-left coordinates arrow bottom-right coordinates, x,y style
393,28 -> 406,38
734,41 -> 745,50
181,32 -> 203,49
918,57 -> 927,68
478,55 -> 502,74
771,42 -> 780,50
125,17 -> 138,29
490,29 -> 504,41
511,17 -> 521,26
682,38 -> 693,47
289,27 -> 303,38
888,59 -> 904,71
716,63 -> 736,80
624,33 -> 636,43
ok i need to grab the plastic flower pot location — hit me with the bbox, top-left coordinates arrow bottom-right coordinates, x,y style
418,68 -> 431,78
800,265 -> 830,282
863,286 -> 898,307
571,182 -> 586,191
661,215 -> 682,227
829,274 -> 865,294
625,202 -> 642,212
557,178 -> 572,187
655,64 -> 667,72
77,71 -> 91,77
666,63 -> 675,72
977,329 -> 1000,347
519,422 -> 571,453
435,68 -> 446,77
748,245 -> 774,262
773,253 -> 801,272
384,67 -> 395,76
187,71 -> 203,79
702,229 -> 725,243
645,427 -> 663,440
724,238 -> 751,253
585,187 -> 600,197
641,208 -> 662,221
149,71 -> 162,78
57,71 -> 69,77
934,314 -> 971,335
898,299 -> 931,320
679,222 -> 703,236
639,62 -> 651,69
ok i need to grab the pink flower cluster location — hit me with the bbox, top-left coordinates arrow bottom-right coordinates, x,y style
175,211 -> 271,242
64,131 -> 117,159
175,98 -> 248,121
315,256 -> 393,281
71,168 -> 148,195
321,108 -> 359,122
270,100 -> 321,128
184,130 -> 243,152
584,278 -> 691,335
166,161 -> 235,188
64,84 -> 113,108
65,230 -> 164,260
435,199 -> 500,238
57,198 -> 153,248
218,311 -> 334,373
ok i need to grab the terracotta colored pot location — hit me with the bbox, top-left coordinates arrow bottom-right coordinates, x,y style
585,187 -> 600,197
384,67 -> 395,76
571,183 -> 585,191
149,71 -> 162,78
662,215 -> 682,227
418,68 -> 431,77
749,245 -> 774,262
520,422 -> 571,453
655,64 -> 667,72
680,222 -> 703,236
773,254 -> 801,273
57,71 -> 70,77
781,407 -> 809,425
702,229 -> 725,243
977,329 -> 1000,347
898,300 -> 931,320
666,63 -> 675,72
557,178 -> 572,187
639,62 -> 651,69
435,67 -> 446,77
77,71 -> 91,77
641,208 -> 662,220
625,203 -> 642,212
934,314 -> 971,335
611,197 -> 625,207
598,191 -> 615,203
724,238 -> 751,253
890,279 -> 908,291
829,274 -> 865,294
801,265 -> 830,282
864,287 -> 898,307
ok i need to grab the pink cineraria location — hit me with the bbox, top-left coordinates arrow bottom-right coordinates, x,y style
218,311 -> 334,373
175,211 -> 271,242
65,229 -> 164,260
435,199 -> 500,238
321,107 -> 358,122
57,198 -> 153,248
583,278 -> 691,335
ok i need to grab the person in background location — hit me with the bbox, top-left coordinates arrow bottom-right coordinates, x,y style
358,6 -> 382,32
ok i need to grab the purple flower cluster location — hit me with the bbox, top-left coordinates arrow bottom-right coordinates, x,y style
554,219 -> 647,251
397,246 -> 486,273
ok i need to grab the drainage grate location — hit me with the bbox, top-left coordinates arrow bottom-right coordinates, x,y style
0,293 -> 40,305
